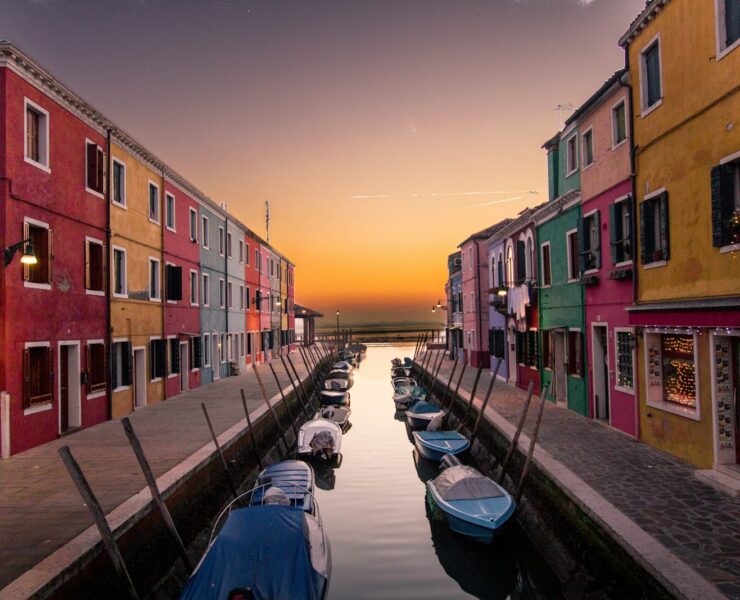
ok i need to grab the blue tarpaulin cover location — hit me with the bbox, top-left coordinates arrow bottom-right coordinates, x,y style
408,400 -> 440,414
179,505 -> 323,600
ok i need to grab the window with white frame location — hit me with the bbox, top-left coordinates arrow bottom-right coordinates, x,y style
149,258 -> 161,301
227,281 -> 233,308
85,140 -> 105,195
540,242 -> 552,287
219,278 -> 225,308
111,341 -> 132,390
190,270 -> 198,305
203,333 -> 211,367
85,238 -> 104,293
640,36 -> 662,113
716,0 -> 740,57
245,243 -> 250,266
113,247 -> 127,297
611,100 -> 628,147
610,197 -> 633,264
23,219 -> 52,287
189,208 -> 197,242
23,342 -> 53,408
227,232 -> 232,258
526,237 -> 534,280
581,212 -> 600,272
505,245 -> 514,286
239,240 -> 244,263
202,273 -> 210,306
202,215 -> 209,248
24,98 -> 49,170
640,190 -> 669,264
245,286 -> 251,309
112,159 -> 126,207
711,157 -> 740,249
220,333 -> 226,363
566,230 -> 579,281
582,129 -> 594,167
615,330 -> 635,391
149,182 -> 160,223
218,227 -> 225,256
239,284 -> 244,309
165,193 -> 175,231
566,134 -> 578,175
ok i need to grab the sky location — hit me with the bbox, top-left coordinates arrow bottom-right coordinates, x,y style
2,0 -> 647,325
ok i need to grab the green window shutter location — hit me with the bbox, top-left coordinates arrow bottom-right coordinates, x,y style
193,337 -> 203,369
659,192 -> 670,260
578,217 -> 587,274
111,344 -> 119,389
122,342 -> 132,386
711,165 -> 735,248
594,209 -> 602,269
609,203 -> 619,265
639,200 -> 652,264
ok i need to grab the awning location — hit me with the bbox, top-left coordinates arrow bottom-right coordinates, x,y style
627,297 -> 740,328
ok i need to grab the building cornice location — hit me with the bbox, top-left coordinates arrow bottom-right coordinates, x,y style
532,190 -> 581,226
618,0 -> 671,48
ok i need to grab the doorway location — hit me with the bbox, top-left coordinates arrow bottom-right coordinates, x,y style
592,324 -> 610,421
133,347 -> 147,408
552,331 -> 567,407
180,342 -> 189,392
59,343 -> 81,434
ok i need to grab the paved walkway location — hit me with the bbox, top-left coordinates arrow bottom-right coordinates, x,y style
0,353 -> 313,591
420,352 -> 740,600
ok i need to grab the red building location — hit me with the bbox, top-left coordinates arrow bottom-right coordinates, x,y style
287,263 -> 295,350
245,229 -> 262,363
0,47 -> 109,456
163,180 -> 203,397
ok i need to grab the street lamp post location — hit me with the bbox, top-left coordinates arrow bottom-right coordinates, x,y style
336,310 -> 340,351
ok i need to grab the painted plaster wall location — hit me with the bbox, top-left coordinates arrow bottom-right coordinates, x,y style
537,203 -> 587,416
486,237 -> 508,379
259,243 -> 272,357
110,144 -> 165,417
245,233 -> 261,362
460,239 -> 490,368
226,219 -> 246,370
2,69 -> 108,453
199,205 -> 227,383
559,127 -> 582,197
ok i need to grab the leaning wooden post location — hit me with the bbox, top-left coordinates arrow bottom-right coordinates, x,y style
458,366 -> 484,431
498,381 -> 536,485
514,385 -> 549,504
253,365 -> 290,457
121,418 -> 192,572
280,355 -> 312,418
439,357 -> 459,411
240,389 -> 265,470
58,446 -> 141,600
287,352 -> 315,411
469,359 -> 502,447
429,350 -> 445,398
417,340 -> 431,380
297,347 -> 319,399
201,403 -> 239,500
413,334 -> 422,357
268,362 -> 299,439
443,358 -> 468,411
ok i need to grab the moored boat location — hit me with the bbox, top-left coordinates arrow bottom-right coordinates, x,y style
319,389 -> 350,406
315,406 -> 351,430
405,400 -> 445,430
298,418 -> 343,459
412,430 -> 470,462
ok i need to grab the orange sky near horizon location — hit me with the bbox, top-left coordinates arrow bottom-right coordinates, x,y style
3,0 -> 648,325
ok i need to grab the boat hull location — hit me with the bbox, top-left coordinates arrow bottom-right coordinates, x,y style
412,431 -> 470,462
405,410 -> 445,430
426,490 -> 499,545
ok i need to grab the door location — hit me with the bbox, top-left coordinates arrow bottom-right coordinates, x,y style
134,348 -> 147,408
180,342 -> 189,392
553,331 -> 567,407
593,325 -> 610,421
60,346 -> 69,433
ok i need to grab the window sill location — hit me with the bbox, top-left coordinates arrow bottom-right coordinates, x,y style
640,98 -> 663,118
87,391 -> 106,400
113,292 -> 129,299
720,243 -> 740,254
584,268 -> 599,275
85,187 -> 105,200
112,200 -> 127,210
614,385 -> 634,395
611,138 -> 628,151
166,226 -> 176,234
202,244 -> 210,250
614,260 -> 633,268
167,373 -> 178,379
150,377 -> 162,383
113,386 -> 130,393
581,162 -> 594,173
85,289 -> 105,297
647,398 -> 700,421
565,167 -> 579,178
716,38 -> 740,61
643,259 -> 667,270
24,156 -> 51,174
191,368 -> 200,373
24,402 -> 52,416
149,297 -> 162,303
24,282 -> 52,291
567,278 -> 579,284
149,218 -> 161,226
167,300 -> 177,305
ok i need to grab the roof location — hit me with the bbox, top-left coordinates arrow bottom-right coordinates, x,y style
564,69 -> 627,127
294,304 -> 324,318
458,218 -> 513,248
541,131 -> 561,151
486,201 -> 548,243
618,0 -> 671,48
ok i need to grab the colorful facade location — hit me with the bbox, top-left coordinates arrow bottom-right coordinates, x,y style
486,235 -> 509,379
620,0 -> 740,468
445,252 -> 463,361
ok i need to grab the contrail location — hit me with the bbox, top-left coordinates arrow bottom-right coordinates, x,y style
467,195 -> 524,208
352,194 -> 392,199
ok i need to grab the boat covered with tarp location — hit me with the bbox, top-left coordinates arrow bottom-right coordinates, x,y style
412,429 -> 470,461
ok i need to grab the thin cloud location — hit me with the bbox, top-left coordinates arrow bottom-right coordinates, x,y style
353,190 -> 544,200
352,194 -> 392,199
467,195 -> 523,208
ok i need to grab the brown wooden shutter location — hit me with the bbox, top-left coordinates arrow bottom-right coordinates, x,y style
47,228 -> 53,284
47,346 -> 54,401
23,349 -> 31,408
22,222 -> 30,281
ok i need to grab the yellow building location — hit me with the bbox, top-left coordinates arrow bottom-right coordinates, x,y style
620,0 -> 740,478
109,140 -> 166,416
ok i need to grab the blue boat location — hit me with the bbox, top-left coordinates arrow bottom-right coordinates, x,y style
250,460 -> 315,512
412,430 -> 470,461
402,357 -> 414,368
319,389 -> 350,406
405,400 -> 445,430
426,459 -> 515,545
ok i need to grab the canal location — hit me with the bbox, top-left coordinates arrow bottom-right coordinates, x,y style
306,343 -> 563,600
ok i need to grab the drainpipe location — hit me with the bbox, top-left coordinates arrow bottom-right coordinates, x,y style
105,129 -> 113,420
476,241 -> 484,368
224,215 -> 229,376
160,166 -> 167,401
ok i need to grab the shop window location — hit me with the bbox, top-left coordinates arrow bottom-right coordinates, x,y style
615,331 -> 635,391
23,345 -> 53,408
24,221 -> 52,285
610,197 -> 633,264
640,191 -> 669,264
661,335 -> 696,408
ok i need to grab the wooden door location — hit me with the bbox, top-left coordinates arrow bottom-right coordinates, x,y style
60,346 -> 69,433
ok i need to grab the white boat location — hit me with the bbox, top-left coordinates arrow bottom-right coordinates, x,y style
315,406 -> 351,430
331,361 -> 353,372
324,378 -> 352,391
298,418 -> 343,459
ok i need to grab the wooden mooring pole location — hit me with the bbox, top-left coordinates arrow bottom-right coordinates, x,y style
498,381 -> 536,485
469,358 -> 502,448
458,365 -> 484,430
121,418 -> 192,572
280,355 -> 313,418
201,403 -> 239,501
438,356 -> 458,410
253,365 -> 290,458
268,362 -> 299,439
514,385 -> 549,504
58,446 -> 141,600
240,389 -> 265,470
443,358 -> 467,412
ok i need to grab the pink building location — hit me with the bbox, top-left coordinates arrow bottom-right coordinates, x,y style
575,70 -> 638,437
459,220 -> 511,368
258,242 -> 273,359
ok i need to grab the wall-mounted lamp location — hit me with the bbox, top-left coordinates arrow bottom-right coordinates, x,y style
4,239 -> 37,267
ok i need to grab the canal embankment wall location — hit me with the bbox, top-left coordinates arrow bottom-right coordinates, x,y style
416,354 -> 727,600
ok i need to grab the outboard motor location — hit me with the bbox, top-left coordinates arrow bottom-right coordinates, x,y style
440,454 -> 463,471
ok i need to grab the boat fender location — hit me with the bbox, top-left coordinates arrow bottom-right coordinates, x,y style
440,454 -> 463,471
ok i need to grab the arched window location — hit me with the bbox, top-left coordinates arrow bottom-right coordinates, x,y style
490,256 -> 496,288
497,253 -> 504,287
506,246 -> 514,287
526,237 -> 534,280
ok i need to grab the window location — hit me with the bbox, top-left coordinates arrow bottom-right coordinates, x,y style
640,37 -> 662,112
580,211 -> 601,272
582,129 -> 594,167
245,243 -> 250,266
218,227 -> 225,256
203,333 -> 211,368
190,336 -> 203,370
150,339 -> 167,380
111,341 -> 132,390
645,334 -> 698,412
24,220 -> 52,286
24,99 -> 49,170
610,197 -> 633,264
202,215 -> 209,248
227,232 -> 233,258
567,330 -> 584,377
489,329 -> 506,359
516,331 -> 539,367
255,248 -> 260,269
165,264 -> 182,302
615,330 -> 635,391
112,159 -> 126,207
190,270 -> 198,305
23,344 -> 53,408
165,193 -> 175,231
611,100 -> 627,147
540,243 -> 552,287
202,273 -> 210,306
245,287 -> 251,309
711,160 -> 740,248
566,230 -> 579,281
149,182 -> 160,223
497,253 -> 504,287
717,0 -> 740,57
566,134 -> 578,175
505,246 -> 514,286
526,238 -> 534,280
220,334 -> 226,363
87,342 -> 106,393
542,331 -> 553,369
189,208 -> 197,242
227,281 -> 233,308
515,240 -> 526,284
640,190 -> 670,264
169,338 -> 180,375
219,278 -> 225,308
149,258 -> 161,301
239,240 -> 244,263
239,285 -> 244,310
85,238 -> 104,293
113,247 -> 127,296
85,141 -> 105,195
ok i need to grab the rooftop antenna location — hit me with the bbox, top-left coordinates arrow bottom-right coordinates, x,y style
554,103 -> 576,130
265,200 -> 270,243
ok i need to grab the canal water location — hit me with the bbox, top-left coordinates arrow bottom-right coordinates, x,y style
310,344 -> 563,600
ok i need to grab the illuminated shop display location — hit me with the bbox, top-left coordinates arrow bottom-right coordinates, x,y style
661,335 -> 696,408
